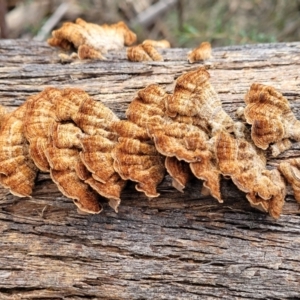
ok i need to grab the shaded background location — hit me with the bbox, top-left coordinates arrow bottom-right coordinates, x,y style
0,0 -> 300,46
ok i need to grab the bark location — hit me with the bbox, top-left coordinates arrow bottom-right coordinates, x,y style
0,40 -> 300,299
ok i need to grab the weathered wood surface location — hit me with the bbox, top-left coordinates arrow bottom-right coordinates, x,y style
0,40 -> 300,299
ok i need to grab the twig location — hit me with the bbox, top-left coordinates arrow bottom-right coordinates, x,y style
34,2 -> 69,41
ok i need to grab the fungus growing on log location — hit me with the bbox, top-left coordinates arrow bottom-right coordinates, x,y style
127,39 -> 170,62
147,67 -> 229,202
112,84 -> 166,197
48,18 -> 137,60
55,88 -> 126,206
127,44 -> 163,62
243,83 -> 300,156
216,131 -> 286,219
0,67 -> 296,218
188,41 -> 212,63
0,104 -> 38,197
278,158 -> 300,203
24,88 -> 60,172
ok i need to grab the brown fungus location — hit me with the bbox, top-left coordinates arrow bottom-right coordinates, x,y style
24,88 -> 61,172
48,18 -> 137,59
55,88 -> 126,202
142,39 -> 171,49
278,159 -> 300,203
188,42 -> 212,63
0,104 -> 38,197
51,122 -> 83,150
45,135 -> 101,214
147,68 -> 232,202
127,44 -> 163,62
127,39 -> 170,62
167,67 -> 235,134
216,131 -> 286,219
112,85 -> 166,197
243,83 -> 300,156
165,157 -> 193,193
50,120 -> 120,213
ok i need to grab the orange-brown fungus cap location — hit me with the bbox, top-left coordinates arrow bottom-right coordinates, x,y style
167,67 -> 234,134
24,88 -> 60,172
54,88 -> 125,205
127,39 -> 170,62
48,18 -> 137,59
0,104 -> 38,197
51,169 -> 102,214
112,85 -> 166,197
278,158 -> 300,204
142,39 -> 171,48
165,157 -> 193,193
127,44 -> 163,62
188,42 -> 212,63
244,83 -> 300,156
216,131 -> 286,218
147,68 -> 226,201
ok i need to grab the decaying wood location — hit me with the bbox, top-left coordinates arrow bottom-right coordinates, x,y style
0,40 -> 300,299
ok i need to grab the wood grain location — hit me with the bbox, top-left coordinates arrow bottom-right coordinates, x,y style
0,40 -> 300,299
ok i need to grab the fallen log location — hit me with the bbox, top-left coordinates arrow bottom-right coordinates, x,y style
0,39 -> 300,299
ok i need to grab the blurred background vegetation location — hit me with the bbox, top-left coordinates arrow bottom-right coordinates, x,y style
0,0 -> 300,47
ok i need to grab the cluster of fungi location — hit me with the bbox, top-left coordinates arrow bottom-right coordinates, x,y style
47,18 -> 208,62
0,19 -> 298,219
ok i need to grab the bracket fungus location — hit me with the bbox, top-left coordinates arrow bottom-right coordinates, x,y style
0,66 -> 298,218
147,67 -> 238,202
278,159 -> 300,203
48,18 -> 137,59
167,67 -> 235,135
127,44 -> 162,62
148,115 -> 222,201
127,39 -> 170,62
243,83 -> 300,156
0,104 -> 38,197
188,42 -> 212,63
24,87 -> 60,172
216,131 -> 286,219
112,85 -> 166,197
45,139 -> 102,214
55,88 -> 126,205
165,157 -> 193,193
51,122 -> 83,150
